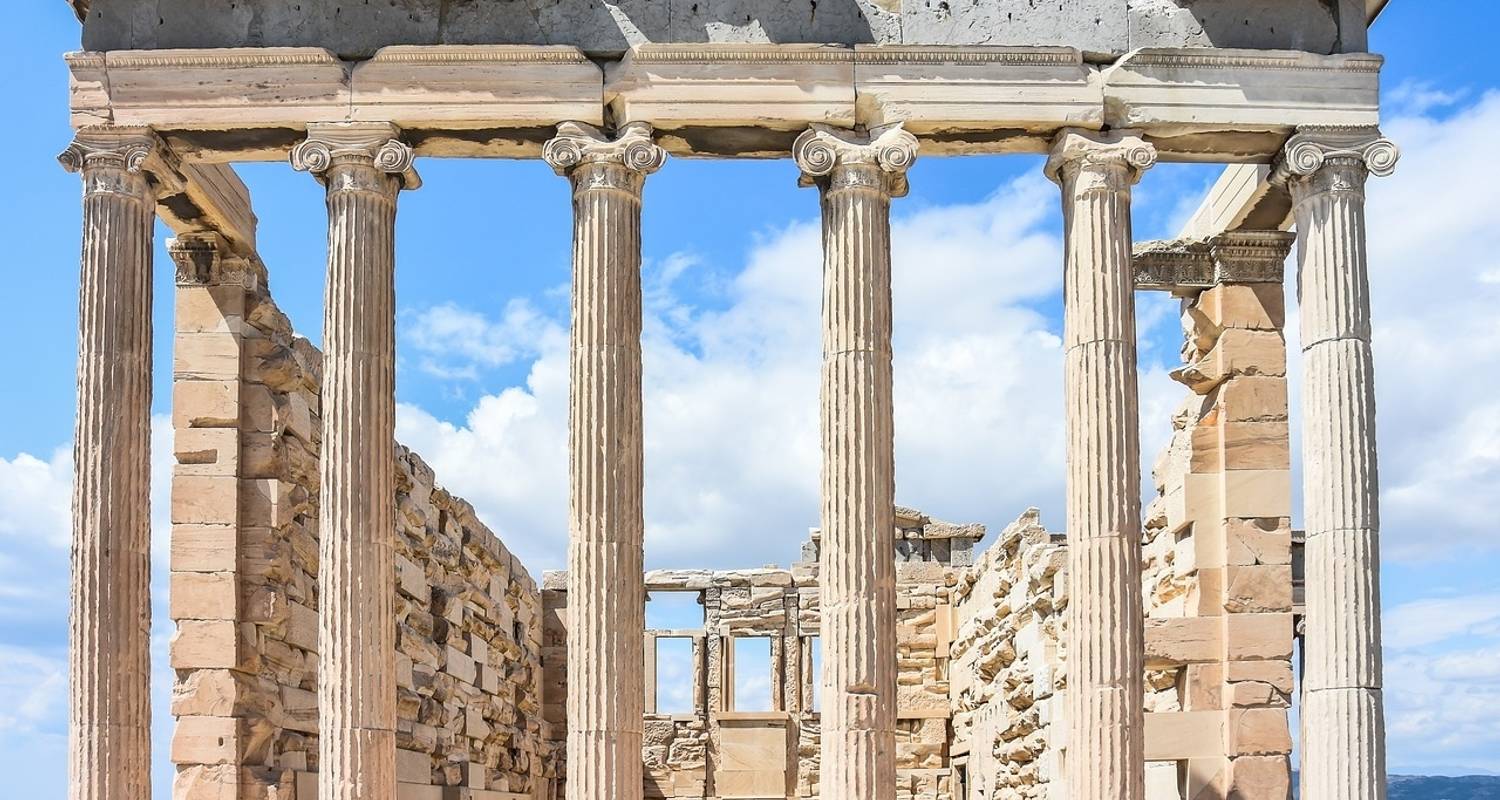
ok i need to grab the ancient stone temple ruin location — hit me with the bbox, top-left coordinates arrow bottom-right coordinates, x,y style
60,1 -> 1395,800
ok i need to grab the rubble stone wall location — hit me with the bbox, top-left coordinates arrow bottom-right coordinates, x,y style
948,510 -> 1068,800
541,509 -> 978,800
167,242 -> 551,800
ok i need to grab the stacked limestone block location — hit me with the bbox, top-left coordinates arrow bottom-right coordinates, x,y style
1142,282 -> 1296,799
642,718 -> 709,799
169,240 -> 324,800
169,254 -> 553,800
391,447 -> 549,796
948,511 -> 1068,800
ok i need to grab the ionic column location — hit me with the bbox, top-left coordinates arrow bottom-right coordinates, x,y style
291,122 -> 420,800
542,121 -> 665,800
794,123 -> 917,800
1044,128 -> 1157,800
1274,126 -> 1398,800
60,127 -> 159,800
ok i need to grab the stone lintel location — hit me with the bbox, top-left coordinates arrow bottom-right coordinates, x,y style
70,44 -> 1380,161
69,45 -> 603,159
1179,163 -> 1292,239
1103,49 -> 1383,162
1134,231 -> 1294,294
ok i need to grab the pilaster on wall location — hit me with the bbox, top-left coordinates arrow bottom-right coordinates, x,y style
167,232 -> 298,800
1141,248 -> 1297,799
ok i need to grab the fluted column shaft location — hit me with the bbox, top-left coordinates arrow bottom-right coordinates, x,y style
1045,129 -> 1157,800
1277,127 -> 1398,800
60,128 -> 159,800
292,123 -> 420,800
795,124 -> 917,800
544,121 -> 665,800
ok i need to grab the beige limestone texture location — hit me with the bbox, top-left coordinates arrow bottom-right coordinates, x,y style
292,121 -> 419,800
61,126 -> 160,800
167,231 -> 552,800
795,122 -> 917,800
543,120 -> 665,800
543,509 -> 971,800
69,44 -> 1380,161
1276,125 -> 1397,800
1046,128 -> 1156,800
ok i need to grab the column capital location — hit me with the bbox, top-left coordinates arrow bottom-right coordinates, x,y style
1133,230 -> 1295,293
168,232 -> 261,288
1045,128 -> 1157,190
543,121 -> 666,185
1272,125 -> 1398,186
290,121 -> 421,190
58,126 -> 159,175
793,123 -> 918,197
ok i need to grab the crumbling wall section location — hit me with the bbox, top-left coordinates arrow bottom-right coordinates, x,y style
948,510 -> 1068,800
540,510 -> 977,800
950,279 -> 1298,799
167,236 -> 551,800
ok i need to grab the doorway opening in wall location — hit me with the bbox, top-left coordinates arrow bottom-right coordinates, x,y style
730,636 -> 774,711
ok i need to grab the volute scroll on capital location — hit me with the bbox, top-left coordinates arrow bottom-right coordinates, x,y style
290,122 -> 421,191
1271,125 -> 1399,188
542,121 -> 667,190
1044,128 -> 1158,190
793,123 -> 919,197
58,127 -> 162,198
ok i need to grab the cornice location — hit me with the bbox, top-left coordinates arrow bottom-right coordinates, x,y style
851,45 -> 1082,67
105,48 -> 343,69
624,44 -> 854,65
366,44 -> 593,65
1118,49 -> 1383,73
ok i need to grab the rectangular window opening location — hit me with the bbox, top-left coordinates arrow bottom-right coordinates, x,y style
655,637 -> 696,715
646,590 -> 705,630
731,636 -> 774,712
808,636 -> 823,713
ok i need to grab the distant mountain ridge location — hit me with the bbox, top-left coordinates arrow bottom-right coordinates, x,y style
1389,775 -> 1500,799
1292,774 -> 1500,799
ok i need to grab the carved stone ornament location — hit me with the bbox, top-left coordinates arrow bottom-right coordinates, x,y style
1272,125 -> 1399,184
542,121 -> 667,182
58,126 -> 158,175
168,232 -> 259,287
793,123 -> 919,197
1134,230 -> 1296,292
290,122 -> 421,190
1044,128 -> 1158,190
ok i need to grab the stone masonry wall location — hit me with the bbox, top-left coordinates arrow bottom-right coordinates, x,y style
1139,282 -> 1296,799
167,237 -> 550,800
948,510 -> 1068,800
540,509 -> 976,800
947,281 -> 1297,800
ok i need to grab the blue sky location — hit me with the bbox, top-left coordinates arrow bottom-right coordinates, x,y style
2,2 -> 1499,796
